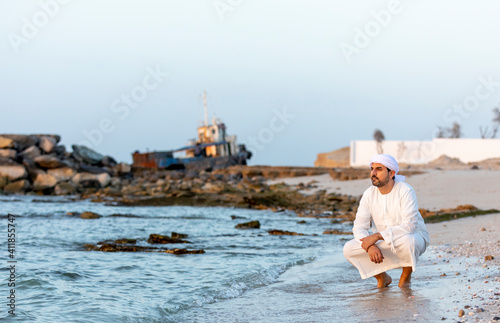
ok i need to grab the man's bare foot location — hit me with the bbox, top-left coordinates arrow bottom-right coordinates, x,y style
398,267 -> 412,287
374,272 -> 392,288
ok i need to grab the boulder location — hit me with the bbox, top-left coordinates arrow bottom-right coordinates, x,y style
19,146 -> 41,160
0,149 -> 17,159
54,182 -> 77,195
80,211 -> 101,219
0,135 -> 38,151
71,145 -> 104,165
54,145 -> 66,156
47,167 -> 77,182
148,234 -> 190,244
33,134 -> 61,143
33,174 -> 58,191
72,172 -> 111,188
38,136 -> 57,153
0,157 -> 19,166
34,155 -> 65,169
23,159 -> 46,181
171,232 -> 188,239
0,165 -> 27,181
268,230 -> 304,236
101,156 -> 117,167
235,220 -> 261,229
3,180 -> 30,194
78,163 -> 108,174
0,137 -> 15,149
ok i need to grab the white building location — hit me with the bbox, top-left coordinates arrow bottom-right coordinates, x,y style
350,138 -> 500,167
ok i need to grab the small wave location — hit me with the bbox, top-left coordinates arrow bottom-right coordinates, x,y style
160,258 -> 311,318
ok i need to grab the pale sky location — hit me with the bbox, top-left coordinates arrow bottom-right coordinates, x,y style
1,0 -> 500,166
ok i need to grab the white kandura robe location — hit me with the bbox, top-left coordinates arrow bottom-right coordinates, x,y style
343,180 -> 429,279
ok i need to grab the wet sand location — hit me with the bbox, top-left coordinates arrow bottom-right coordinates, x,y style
181,214 -> 499,322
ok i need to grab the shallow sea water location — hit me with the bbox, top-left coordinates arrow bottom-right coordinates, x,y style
0,195 -> 349,322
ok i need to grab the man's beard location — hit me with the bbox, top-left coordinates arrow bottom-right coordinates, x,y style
371,176 -> 389,187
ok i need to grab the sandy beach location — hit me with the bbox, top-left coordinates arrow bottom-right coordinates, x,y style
269,169 -> 500,210
260,169 -> 500,322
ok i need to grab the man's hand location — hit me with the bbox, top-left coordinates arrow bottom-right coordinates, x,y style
367,245 -> 384,264
360,233 -> 383,251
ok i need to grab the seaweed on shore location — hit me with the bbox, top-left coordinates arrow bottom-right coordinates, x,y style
423,208 -> 500,223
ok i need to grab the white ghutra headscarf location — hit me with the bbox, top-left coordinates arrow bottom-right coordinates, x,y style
369,154 -> 405,182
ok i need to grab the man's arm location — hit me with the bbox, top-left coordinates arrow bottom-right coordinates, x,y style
352,192 -> 372,240
360,232 -> 384,251
367,244 -> 384,264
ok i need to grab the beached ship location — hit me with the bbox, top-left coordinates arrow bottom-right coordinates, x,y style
132,92 -> 252,170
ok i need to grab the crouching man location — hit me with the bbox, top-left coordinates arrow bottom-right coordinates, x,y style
343,154 -> 429,288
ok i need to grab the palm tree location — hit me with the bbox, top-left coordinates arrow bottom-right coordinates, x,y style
373,129 -> 385,154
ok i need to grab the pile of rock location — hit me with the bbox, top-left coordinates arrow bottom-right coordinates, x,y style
0,134 -> 131,195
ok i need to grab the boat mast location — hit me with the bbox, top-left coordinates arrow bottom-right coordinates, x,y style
203,91 -> 209,142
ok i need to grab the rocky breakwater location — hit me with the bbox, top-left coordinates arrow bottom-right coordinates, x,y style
0,134 -> 131,195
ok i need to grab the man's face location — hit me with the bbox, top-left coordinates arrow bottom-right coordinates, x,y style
370,163 -> 392,187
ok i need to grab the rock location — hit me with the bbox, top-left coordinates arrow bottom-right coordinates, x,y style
72,172 -> 111,188
54,182 -> 77,195
163,248 -> 205,255
38,136 -> 57,153
34,155 -> 65,169
98,243 -> 151,252
0,165 -> 27,181
323,229 -> 352,235
101,156 -> 117,167
171,232 -> 189,239
33,174 -> 58,191
231,215 -> 246,220
485,255 -> 494,261
458,309 -> 465,317
297,220 -> 307,224
78,163 -> 109,174
19,146 -> 41,160
0,135 -> 38,150
235,220 -> 261,229
268,230 -> 304,236
80,211 -> 101,219
71,145 -> 104,165
0,157 -> 19,166
201,182 -> 225,193
117,163 -> 132,174
114,238 -> 137,244
47,167 -> 77,182
3,180 -> 30,194
148,234 -> 190,244
0,136 -> 15,149
88,243 -> 204,254
23,159 -> 46,181
54,145 -> 66,156
0,149 -> 17,159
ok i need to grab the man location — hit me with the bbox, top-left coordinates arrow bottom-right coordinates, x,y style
343,154 -> 429,288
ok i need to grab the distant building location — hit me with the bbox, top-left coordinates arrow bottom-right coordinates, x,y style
349,138 -> 500,167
